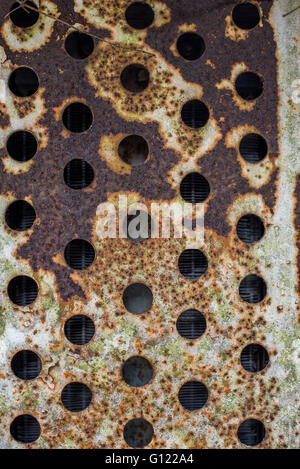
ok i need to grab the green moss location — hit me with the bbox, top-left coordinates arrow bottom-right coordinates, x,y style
0,394 -> 8,415
0,307 -> 5,336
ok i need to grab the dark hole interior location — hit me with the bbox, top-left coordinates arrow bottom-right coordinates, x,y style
176,32 -> 205,61
122,356 -> 153,387
235,72 -> 263,100
239,274 -> 267,304
176,309 -> 206,340
232,3 -> 260,30
125,2 -> 154,29
8,67 -> 39,97
178,249 -> 208,279
64,159 -> 94,190
180,172 -> 210,203
64,315 -> 95,346
123,283 -> 153,315
64,239 -> 95,270
10,1 -> 39,28
239,133 -> 268,163
10,414 -> 41,444
6,130 -> 37,162
118,134 -> 149,166
120,64 -> 150,93
178,381 -> 208,411
241,343 -> 269,373
62,102 -> 93,133
61,382 -> 92,412
11,350 -> 41,380
5,200 -> 36,231
125,211 -> 152,241
181,100 -> 209,129
237,419 -> 266,447
123,418 -> 154,448
8,275 -> 38,306
237,214 -> 265,243
65,31 -> 94,59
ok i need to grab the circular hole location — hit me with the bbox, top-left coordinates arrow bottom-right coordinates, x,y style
125,211 -> 152,242
64,159 -> 94,190
178,249 -> 208,279
10,1 -> 39,28
122,356 -> 153,387
181,100 -> 209,129
11,350 -> 41,380
241,343 -> 269,373
5,200 -> 36,231
176,33 -> 205,61
64,315 -> 95,346
178,381 -> 208,411
237,419 -> 266,446
64,239 -> 95,270
123,418 -> 153,448
10,414 -> 41,444
120,64 -> 150,93
239,133 -> 268,163
8,275 -> 38,306
235,72 -> 263,101
123,283 -> 153,315
118,135 -> 149,166
239,274 -> 267,304
61,382 -> 92,412
237,214 -> 265,243
180,172 -> 210,203
62,102 -> 93,133
65,31 -> 94,59
125,2 -> 154,30
6,130 -> 37,162
232,3 -> 260,30
176,309 -> 206,340
8,67 -> 39,97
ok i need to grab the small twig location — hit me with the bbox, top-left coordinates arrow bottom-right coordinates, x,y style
4,1 -> 155,57
283,5 -> 300,18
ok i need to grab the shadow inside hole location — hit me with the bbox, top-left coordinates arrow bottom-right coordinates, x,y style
122,356 -> 153,387
64,159 -> 94,189
176,33 -> 205,61
61,382 -> 92,412
123,283 -> 153,315
64,315 -> 95,346
64,239 -> 95,270
123,418 -> 154,448
239,274 -> 267,304
241,343 -> 269,373
10,414 -> 41,444
11,350 -> 41,380
237,419 -> 266,447
118,135 -> 149,166
181,100 -> 209,129
239,133 -> 268,163
178,381 -> 208,411
232,2 -> 260,30
5,200 -> 36,231
120,64 -> 150,93
65,31 -> 94,59
6,130 -> 37,162
62,102 -> 93,133
7,275 -> 38,306
235,72 -> 263,101
9,67 -> 39,97
10,1 -> 39,28
237,214 -> 265,243
125,2 -> 154,29
178,249 -> 208,279
176,309 -> 206,340
180,172 -> 210,203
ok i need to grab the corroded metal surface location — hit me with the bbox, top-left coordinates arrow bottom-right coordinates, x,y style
0,0 -> 299,449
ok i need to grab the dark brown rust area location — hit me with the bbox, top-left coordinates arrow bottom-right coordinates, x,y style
294,174 -> 300,297
0,0 -> 278,299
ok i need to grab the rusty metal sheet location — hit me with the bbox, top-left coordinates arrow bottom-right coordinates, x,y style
0,0 -> 299,449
